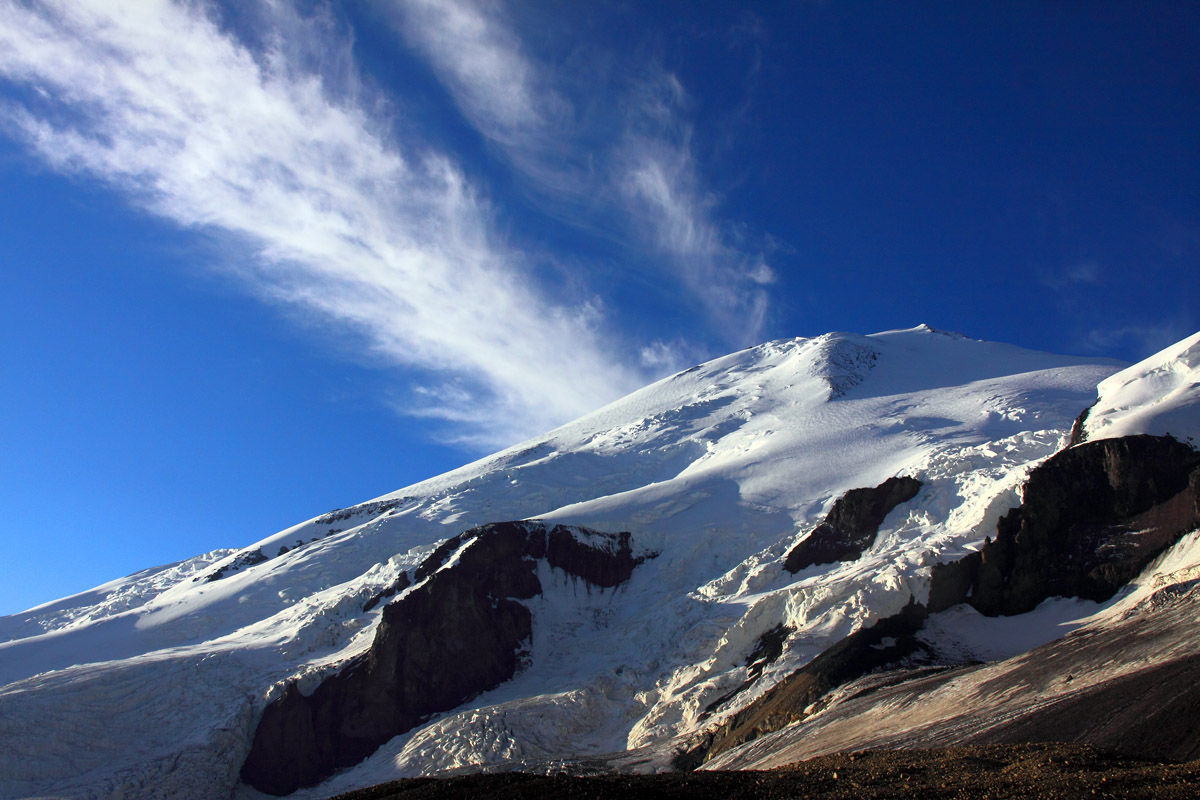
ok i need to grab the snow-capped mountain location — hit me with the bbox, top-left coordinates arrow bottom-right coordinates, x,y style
2,325 -> 1197,800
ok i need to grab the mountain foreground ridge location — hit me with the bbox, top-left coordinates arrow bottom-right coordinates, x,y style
2,325 -> 1199,799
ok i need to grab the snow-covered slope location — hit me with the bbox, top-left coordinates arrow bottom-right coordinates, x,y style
706,527 -> 1200,770
1083,329 -> 1200,445
695,329 -> 1200,772
0,325 -> 1164,799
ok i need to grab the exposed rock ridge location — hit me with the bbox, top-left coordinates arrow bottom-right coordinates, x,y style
684,601 -> 932,768
1068,400 -> 1095,446
197,547 -> 268,582
688,434 -> 1200,768
201,499 -> 417,584
783,476 -> 923,573
315,498 -> 411,526
240,521 -> 650,795
700,624 -> 795,719
928,434 -> 1200,615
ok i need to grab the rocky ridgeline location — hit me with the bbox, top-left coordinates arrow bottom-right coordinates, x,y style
240,521 -> 651,796
687,433 -> 1200,767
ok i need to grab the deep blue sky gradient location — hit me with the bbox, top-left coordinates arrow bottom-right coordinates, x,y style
1,1 -> 1197,614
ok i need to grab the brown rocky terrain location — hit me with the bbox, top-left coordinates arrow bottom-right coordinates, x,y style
928,434 -> 1200,615
330,743 -> 1200,800
255,437 -> 1200,797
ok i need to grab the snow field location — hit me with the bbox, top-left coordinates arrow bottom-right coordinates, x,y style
1084,329 -> 1200,445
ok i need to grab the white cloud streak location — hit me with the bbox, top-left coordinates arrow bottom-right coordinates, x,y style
392,0 -> 580,196
617,71 -> 775,344
391,0 -> 775,346
396,0 -> 551,140
1041,260 -> 1103,291
0,0 -> 645,447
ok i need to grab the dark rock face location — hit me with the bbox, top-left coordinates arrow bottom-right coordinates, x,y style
198,548 -> 269,582
240,521 -> 650,795
1068,401 -> 1095,446
929,434 -> 1200,615
744,624 -> 792,683
783,477 -> 923,573
546,527 -> 643,588
361,572 -> 410,613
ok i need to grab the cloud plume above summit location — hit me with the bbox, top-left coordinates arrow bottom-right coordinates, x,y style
0,0 -> 770,446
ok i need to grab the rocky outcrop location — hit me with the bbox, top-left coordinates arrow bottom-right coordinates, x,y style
712,577 -> 1200,770
929,434 -> 1200,615
198,548 -> 269,582
361,572 -> 410,613
240,521 -> 650,795
315,499 -> 409,526
683,601 -> 932,768
783,476 -> 923,573
1068,400 -> 1095,446
699,624 -> 795,721
690,434 -> 1200,769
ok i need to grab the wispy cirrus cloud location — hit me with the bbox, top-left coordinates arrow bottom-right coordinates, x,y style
1041,260 -> 1103,291
391,0 -> 580,196
390,0 -> 775,347
397,0 -> 547,136
1081,320 -> 1195,361
0,0 -> 645,447
617,69 -> 775,345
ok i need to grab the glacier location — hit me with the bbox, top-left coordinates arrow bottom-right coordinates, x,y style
2,324 -> 1197,800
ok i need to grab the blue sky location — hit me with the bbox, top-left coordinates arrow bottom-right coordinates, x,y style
1,1 -> 1197,615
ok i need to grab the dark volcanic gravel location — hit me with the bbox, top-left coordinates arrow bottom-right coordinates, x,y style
329,743 -> 1200,799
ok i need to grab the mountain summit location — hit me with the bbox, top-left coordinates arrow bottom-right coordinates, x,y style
3,326 -> 1198,799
